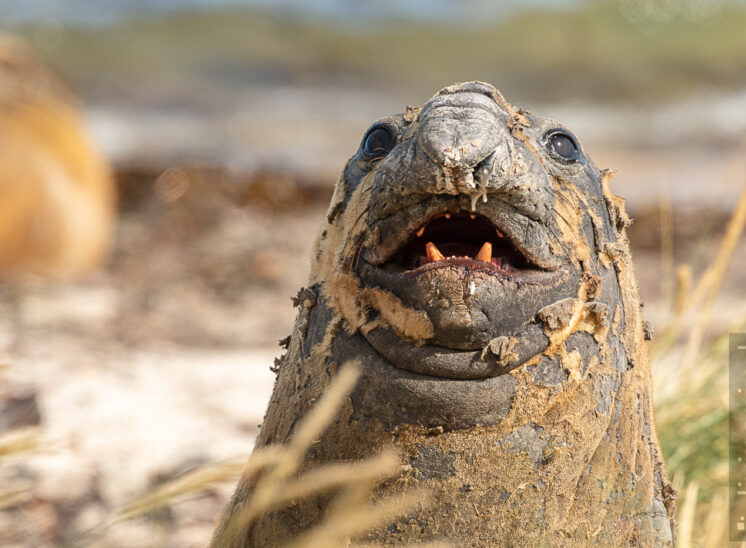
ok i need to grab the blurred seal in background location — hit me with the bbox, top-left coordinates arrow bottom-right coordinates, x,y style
0,34 -> 114,279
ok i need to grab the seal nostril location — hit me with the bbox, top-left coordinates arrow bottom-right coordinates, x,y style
466,148 -> 500,209
474,149 -> 497,181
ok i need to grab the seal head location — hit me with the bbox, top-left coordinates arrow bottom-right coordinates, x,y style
309,81 -> 623,429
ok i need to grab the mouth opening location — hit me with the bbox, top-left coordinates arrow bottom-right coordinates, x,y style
388,212 -> 536,276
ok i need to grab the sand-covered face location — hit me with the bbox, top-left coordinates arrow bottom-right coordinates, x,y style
308,82 -> 626,427
318,82 -> 611,379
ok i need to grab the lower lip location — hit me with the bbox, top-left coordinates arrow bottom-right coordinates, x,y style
404,257 -> 521,280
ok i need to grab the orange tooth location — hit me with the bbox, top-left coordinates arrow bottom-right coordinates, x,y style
416,226 -> 425,237
444,213 -> 451,219
426,242 -> 445,262
476,242 -> 492,263
470,213 -> 476,219
496,229 -> 504,238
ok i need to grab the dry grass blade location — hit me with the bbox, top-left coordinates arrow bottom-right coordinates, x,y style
79,446 -> 286,545
257,449 -> 400,516
685,185 -> 746,312
285,361 -> 362,459
114,458 -> 247,523
0,484 -> 32,510
0,426 -> 41,459
674,264 -> 692,316
676,481 -> 699,548
243,362 -> 360,516
658,184 -> 675,310
681,185 -> 746,365
219,362 -> 364,542
281,490 -> 433,548
233,443 -> 285,478
78,456 -> 257,546
653,184 -> 746,358
702,488 -> 728,548
654,320 -> 735,490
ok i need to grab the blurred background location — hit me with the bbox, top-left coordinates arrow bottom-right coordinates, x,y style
0,0 -> 744,546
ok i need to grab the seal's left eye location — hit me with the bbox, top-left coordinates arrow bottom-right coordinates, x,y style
362,125 -> 396,158
545,131 -> 580,162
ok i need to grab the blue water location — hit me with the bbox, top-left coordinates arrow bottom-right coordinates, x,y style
0,0 -> 579,26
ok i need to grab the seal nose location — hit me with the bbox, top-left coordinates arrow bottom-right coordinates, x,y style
419,96 -> 502,167
416,91 -> 506,194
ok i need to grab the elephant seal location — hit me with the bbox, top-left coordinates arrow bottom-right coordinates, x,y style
214,81 -> 675,547
0,35 -> 114,279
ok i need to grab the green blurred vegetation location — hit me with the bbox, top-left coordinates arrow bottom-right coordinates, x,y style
12,0 -> 746,104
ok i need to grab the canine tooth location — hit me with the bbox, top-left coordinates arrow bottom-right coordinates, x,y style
476,242 -> 492,263
416,226 -> 425,237
496,229 -> 504,238
426,242 -> 445,262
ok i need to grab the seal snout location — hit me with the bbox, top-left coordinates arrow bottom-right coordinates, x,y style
417,91 -> 506,172
415,89 -> 516,208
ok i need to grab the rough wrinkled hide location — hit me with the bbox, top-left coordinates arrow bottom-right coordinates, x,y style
0,35 -> 114,279
215,82 -> 675,546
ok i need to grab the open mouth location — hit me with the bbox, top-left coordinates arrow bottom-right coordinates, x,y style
386,212 -> 539,279
356,205 -> 573,374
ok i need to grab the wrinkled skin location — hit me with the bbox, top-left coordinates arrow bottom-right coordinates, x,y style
214,82 -> 676,547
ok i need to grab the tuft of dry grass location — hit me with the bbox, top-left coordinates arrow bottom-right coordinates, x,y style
0,426 -> 41,461
113,458 -> 248,524
214,361 -> 443,547
653,184 -> 746,547
86,362 -> 445,548
652,184 -> 746,360
0,426 -> 41,511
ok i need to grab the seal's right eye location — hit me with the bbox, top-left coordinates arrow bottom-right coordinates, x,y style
362,125 -> 396,159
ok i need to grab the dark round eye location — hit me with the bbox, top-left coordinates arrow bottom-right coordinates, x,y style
545,131 -> 580,162
362,125 -> 396,159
